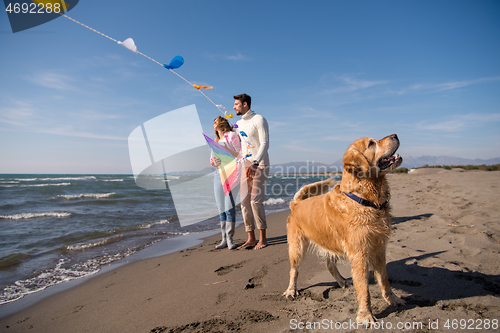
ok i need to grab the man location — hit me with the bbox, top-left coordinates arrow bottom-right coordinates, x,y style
233,93 -> 270,250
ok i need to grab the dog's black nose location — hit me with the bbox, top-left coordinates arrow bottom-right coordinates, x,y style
390,134 -> 398,140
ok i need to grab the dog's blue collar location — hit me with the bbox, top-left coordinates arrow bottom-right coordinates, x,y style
343,192 -> 388,210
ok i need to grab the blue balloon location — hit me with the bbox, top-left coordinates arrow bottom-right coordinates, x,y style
163,56 -> 184,70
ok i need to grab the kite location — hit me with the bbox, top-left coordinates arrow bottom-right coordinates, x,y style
118,38 -> 137,54
163,56 -> 184,70
203,133 -> 241,196
193,84 -> 213,90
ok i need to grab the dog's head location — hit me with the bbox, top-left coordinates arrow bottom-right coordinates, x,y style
343,134 -> 402,178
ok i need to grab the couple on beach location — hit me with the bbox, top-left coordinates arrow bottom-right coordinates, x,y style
210,94 -> 270,251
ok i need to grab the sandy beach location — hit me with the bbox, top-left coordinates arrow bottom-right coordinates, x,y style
1,169 -> 500,332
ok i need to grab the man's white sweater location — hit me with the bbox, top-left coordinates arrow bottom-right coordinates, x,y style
236,110 -> 270,166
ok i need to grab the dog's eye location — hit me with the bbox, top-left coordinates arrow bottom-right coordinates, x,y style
368,140 -> 375,147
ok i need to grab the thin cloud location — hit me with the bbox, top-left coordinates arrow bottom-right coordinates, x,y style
461,113 -> 500,122
79,53 -> 143,69
205,52 -> 250,61
0,125 -> 126,141
322,135 -> 362,142
226,52 -> 248,61
68,109 -> 123,121
320,74 -> 388,95
296,106 -> 338,119
341,75 -> 388,89
318,75 -> 500,98
36,127 -> 126,140
417,119 -> 466,132
267,120 -> 288,130
416,113 -> 500,132
0,100 -> 35,126
394,77 -> 500,95
25,72 -> 79,91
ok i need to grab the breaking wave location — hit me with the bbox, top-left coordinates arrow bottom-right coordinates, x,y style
0,212 -> 72,220
263,198 -> 287,206
56,193 -> 117,200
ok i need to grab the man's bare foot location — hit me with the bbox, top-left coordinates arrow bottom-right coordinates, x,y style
237,241 -> 257,250
254,242 -> 268,250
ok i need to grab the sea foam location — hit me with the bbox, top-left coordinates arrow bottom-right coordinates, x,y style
0,212 -> 72,220
21,182 -> 71,187
263,198 -> 287,206
57,193 -> 116,200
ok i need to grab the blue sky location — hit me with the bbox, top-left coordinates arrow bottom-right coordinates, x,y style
1,0 -> 499,174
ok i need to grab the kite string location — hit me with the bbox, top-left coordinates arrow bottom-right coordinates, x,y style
169,69 -> 233,125
61,14 -> 162,65
199,90 -> 233,124
168,69 -> 194,87
61,13 -> 231,122
137,51 -> 163,66
61,14 -> 118,43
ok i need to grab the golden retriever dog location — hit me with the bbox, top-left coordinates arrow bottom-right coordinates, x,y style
283,134 -> 405,323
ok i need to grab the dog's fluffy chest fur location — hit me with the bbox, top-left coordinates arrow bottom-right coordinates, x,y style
289,183 -> 392,259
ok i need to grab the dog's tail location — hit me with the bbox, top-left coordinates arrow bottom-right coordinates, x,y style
290,178 -> 336,210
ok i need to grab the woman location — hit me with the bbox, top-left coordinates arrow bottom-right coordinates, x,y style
210,116 -> 241,250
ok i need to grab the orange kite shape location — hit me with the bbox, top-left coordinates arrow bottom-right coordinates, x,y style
193,84 -> 213,90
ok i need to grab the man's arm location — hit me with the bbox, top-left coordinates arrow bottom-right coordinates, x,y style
252,115 -> 269,165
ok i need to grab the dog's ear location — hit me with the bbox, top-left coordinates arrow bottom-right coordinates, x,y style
343,148 -> 370,175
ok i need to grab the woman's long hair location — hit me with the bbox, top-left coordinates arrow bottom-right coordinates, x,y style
214,116 -> 233,141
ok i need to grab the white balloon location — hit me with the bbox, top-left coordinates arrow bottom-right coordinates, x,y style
118,38 -> 138,54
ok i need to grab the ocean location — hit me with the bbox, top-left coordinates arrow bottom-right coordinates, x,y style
0,173 -> 338,306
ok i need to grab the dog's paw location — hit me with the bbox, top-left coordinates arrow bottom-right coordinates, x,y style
393,295 -> 405,306
386,293 -> 405,306
356,311 -> 376,324
283,289 -> 297,299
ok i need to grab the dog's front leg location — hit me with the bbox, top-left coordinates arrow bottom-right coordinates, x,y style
373,252 -> 405,307
350,255 -> 376,323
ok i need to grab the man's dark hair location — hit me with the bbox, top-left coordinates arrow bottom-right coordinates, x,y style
233,93 -> 251,109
